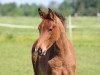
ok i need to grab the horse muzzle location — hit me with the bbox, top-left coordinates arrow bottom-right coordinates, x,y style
35,48 -> 46,56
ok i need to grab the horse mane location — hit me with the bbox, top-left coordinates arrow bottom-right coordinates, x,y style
54,12 -> 65,25
54,12 -> 66,30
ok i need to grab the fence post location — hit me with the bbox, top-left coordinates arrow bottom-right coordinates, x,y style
68,15 -> 72,41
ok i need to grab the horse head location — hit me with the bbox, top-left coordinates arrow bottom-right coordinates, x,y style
35,8 -> 65,56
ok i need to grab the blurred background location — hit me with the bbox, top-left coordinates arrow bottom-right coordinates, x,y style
0,0 -> 100,75
0,0 -> 100,16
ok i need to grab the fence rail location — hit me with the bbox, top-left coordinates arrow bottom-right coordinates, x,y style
0,23 -> 35,29
0,23 -> 100,29
0,16 -> 100,40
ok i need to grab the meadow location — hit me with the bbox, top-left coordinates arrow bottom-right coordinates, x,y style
0,16 -> 100,75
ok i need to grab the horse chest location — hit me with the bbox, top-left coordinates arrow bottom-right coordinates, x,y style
38,56 -> 49,75
48,56 -> 70,75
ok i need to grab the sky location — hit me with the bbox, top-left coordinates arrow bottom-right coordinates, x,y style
0,0 -> 64,6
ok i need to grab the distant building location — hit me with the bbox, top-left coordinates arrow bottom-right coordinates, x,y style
74,13 -> 78,17
97,13 -> 100,17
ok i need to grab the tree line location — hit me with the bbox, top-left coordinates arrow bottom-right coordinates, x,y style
0,0 -> 100,16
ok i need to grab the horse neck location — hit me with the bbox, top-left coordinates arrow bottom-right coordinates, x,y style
55,31 -> 73,58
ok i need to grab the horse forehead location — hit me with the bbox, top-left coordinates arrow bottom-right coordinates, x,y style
39,20 -> 51,30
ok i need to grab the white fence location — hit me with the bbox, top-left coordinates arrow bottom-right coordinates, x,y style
67,16 -> 100,40
0,16 -> 100,40
0,23 -> 35,29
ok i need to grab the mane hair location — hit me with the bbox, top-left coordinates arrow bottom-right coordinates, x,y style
44,9 -> 66,29
54,12 -> 66,30
54,12 -> 65,24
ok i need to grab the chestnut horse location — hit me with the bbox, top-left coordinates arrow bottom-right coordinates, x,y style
32,8 -> 76,75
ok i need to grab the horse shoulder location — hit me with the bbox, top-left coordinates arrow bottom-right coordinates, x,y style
32,39 -> 39,64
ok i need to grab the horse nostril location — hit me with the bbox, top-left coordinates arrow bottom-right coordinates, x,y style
38,48 -> 42,56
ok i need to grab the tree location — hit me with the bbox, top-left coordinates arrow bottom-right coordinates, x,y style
59,0 -> 73,16
0,3 -> 17,16
72,0 -> 100,16
48,1 -> 58,9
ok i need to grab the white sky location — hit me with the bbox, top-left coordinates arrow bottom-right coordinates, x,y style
0,0 -> 63,6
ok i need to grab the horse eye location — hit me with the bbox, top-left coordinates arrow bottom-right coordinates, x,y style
48,28 -> 52,31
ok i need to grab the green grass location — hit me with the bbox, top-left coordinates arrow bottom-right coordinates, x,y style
0,16 -> 41,25
71,17 -> 100,75
0,41 -> 33,75
0,17 -> 100,75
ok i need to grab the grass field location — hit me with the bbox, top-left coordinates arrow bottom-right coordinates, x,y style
0,17 -> 100,75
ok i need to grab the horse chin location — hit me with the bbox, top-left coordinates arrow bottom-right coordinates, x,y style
41,44 -> 53,56
40,42 -> 54,56
42,51 -> 47,55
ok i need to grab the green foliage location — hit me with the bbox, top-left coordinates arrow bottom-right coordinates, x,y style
0,3 -> 17,16
72,0 -> 100,16
0,3 -> 38,17
58,0 -> 73,16
0,0 -> 100,16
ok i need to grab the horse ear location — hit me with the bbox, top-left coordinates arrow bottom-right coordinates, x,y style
48,8 -> 54,20
38,8 -> 47,19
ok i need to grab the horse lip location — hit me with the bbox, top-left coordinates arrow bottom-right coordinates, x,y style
42,51 -> 46,55
35,48 -> 38,52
